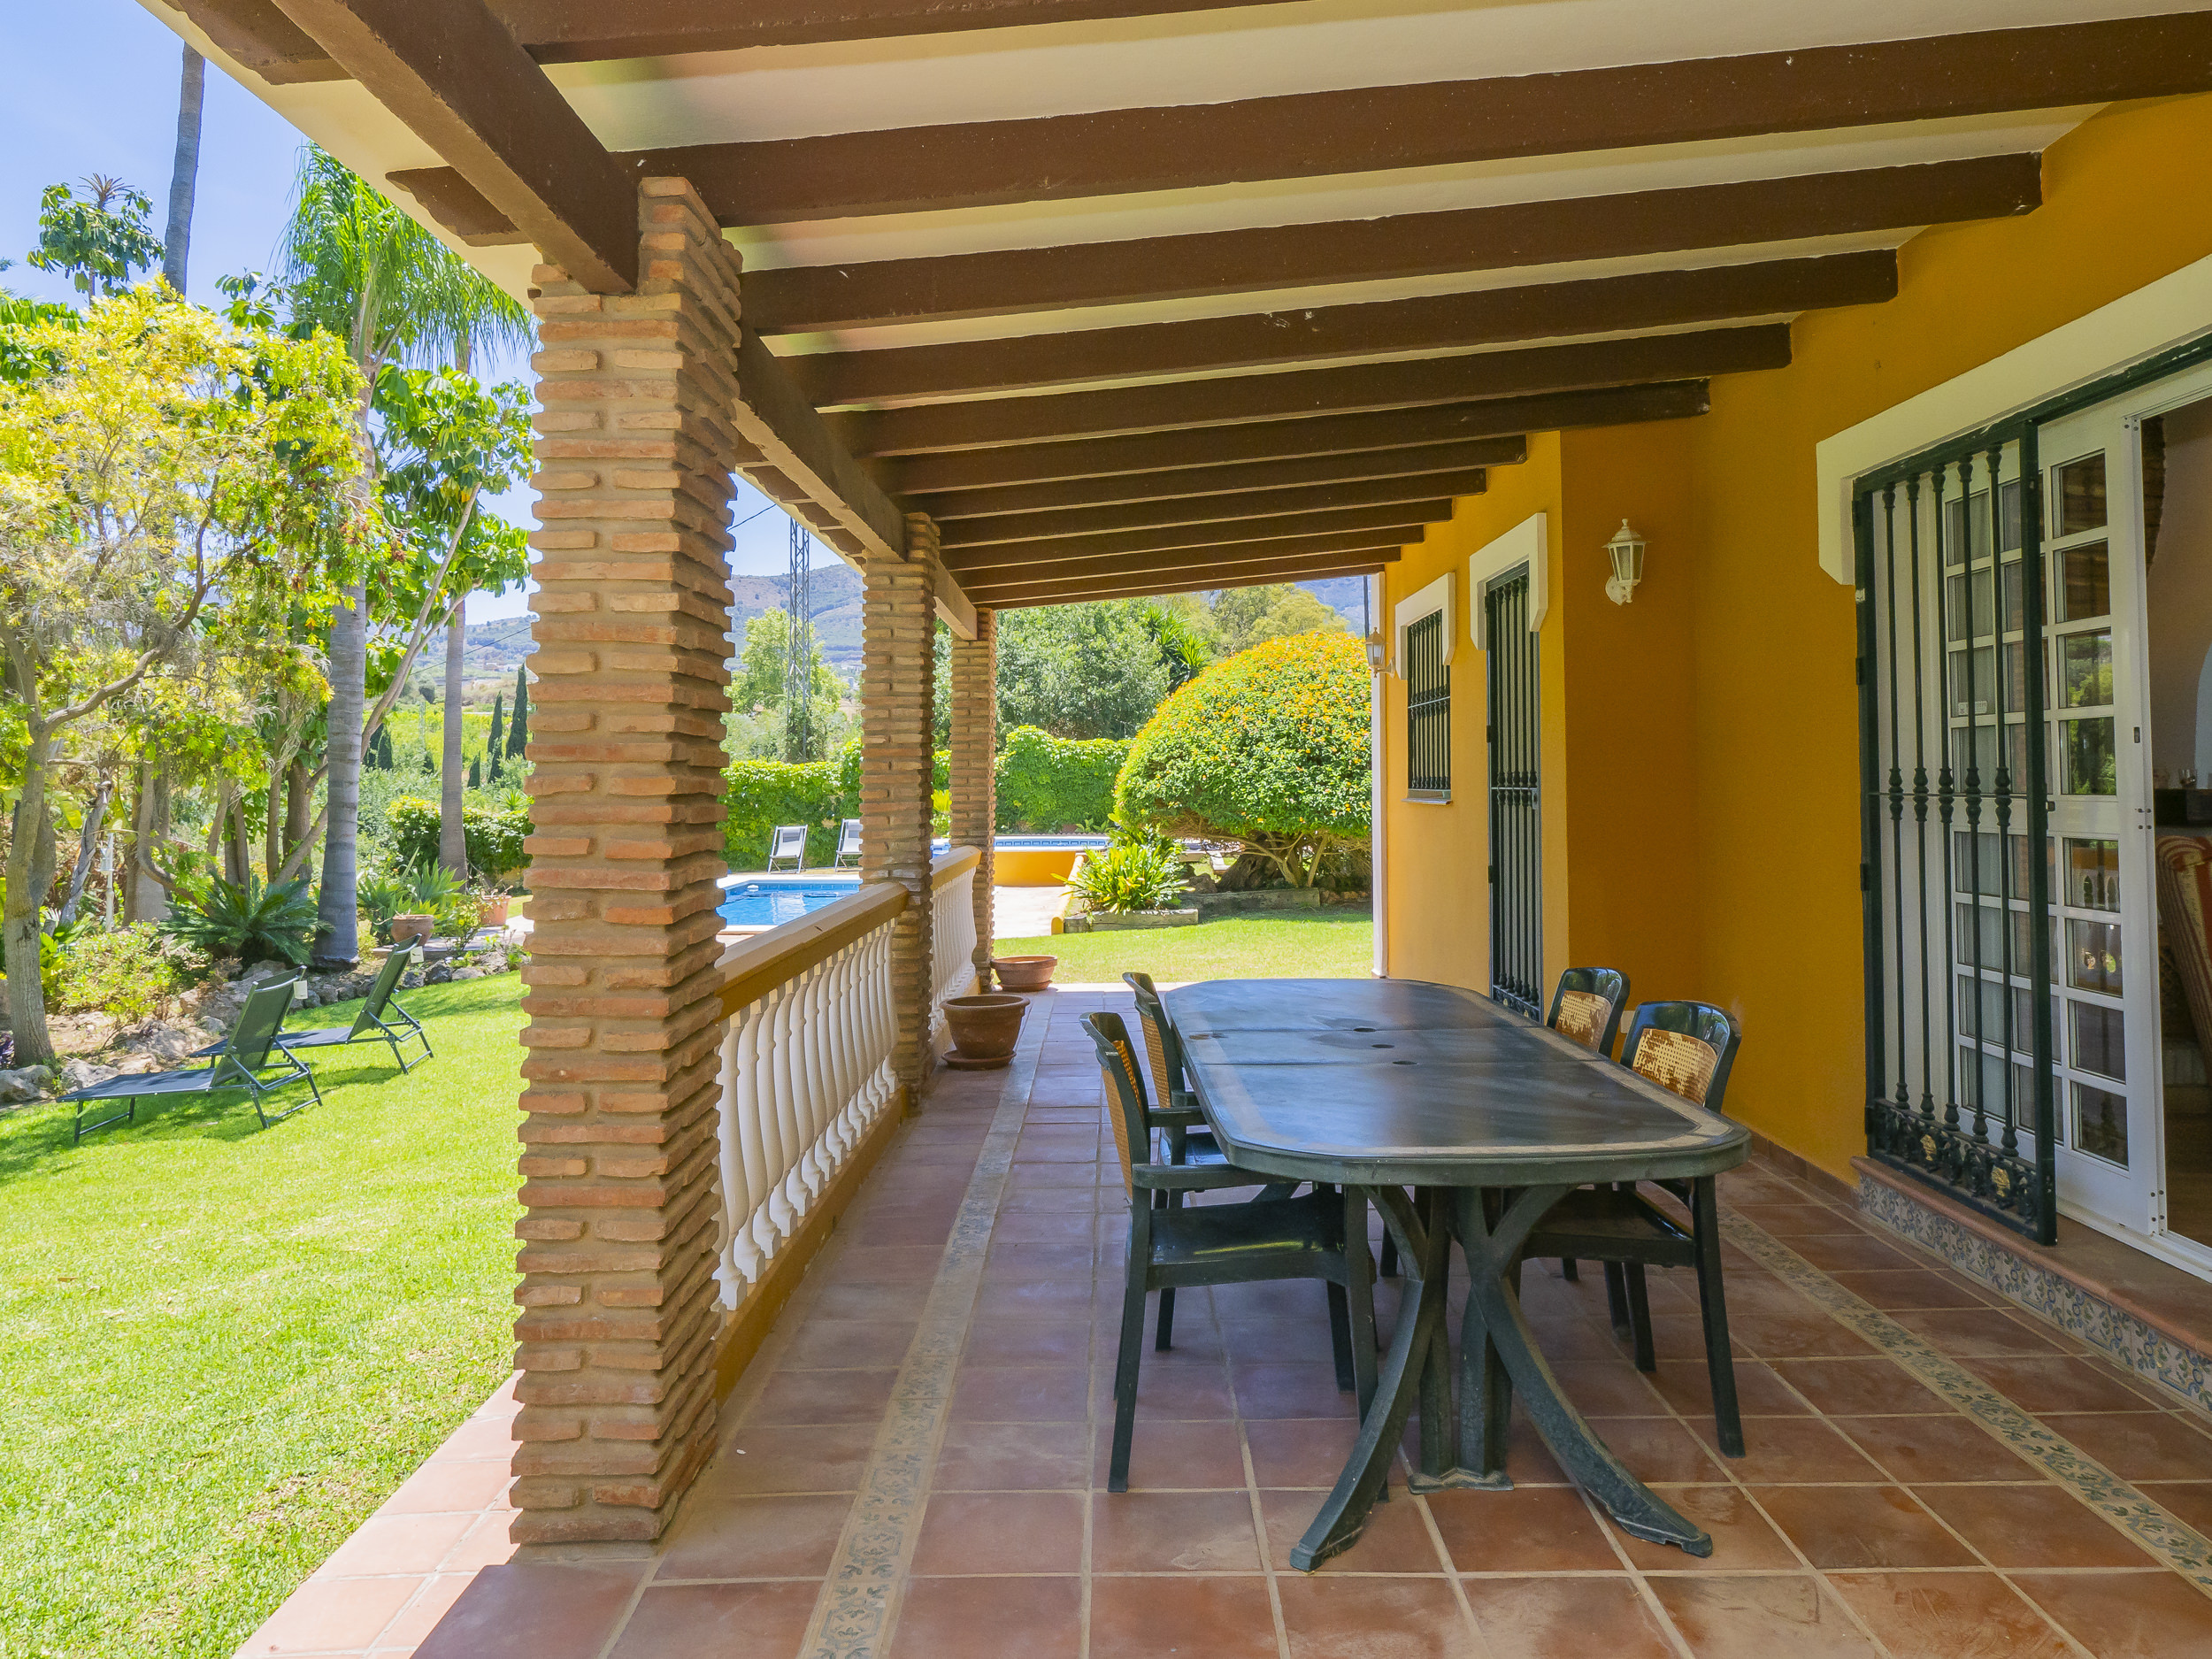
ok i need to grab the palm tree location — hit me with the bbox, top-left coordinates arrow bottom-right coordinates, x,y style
278,146 -> 530,964
162,45 -> 204,293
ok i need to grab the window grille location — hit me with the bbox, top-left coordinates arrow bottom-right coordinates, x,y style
1405,611 -> 1450,799
1484,569 -> 1541,1017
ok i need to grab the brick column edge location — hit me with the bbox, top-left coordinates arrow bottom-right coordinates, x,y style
948,607 -> 997,987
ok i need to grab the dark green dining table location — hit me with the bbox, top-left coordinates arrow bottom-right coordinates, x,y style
1163,977 -> 1749,1569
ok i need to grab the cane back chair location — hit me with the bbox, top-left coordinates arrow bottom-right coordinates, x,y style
1541,967 -> 1631,1294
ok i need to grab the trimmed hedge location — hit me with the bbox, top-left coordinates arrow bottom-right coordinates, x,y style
385,795 -> 534,882
726,738 -> 952,868
1115,632 -> 1369,886
995,726 -> 1127,832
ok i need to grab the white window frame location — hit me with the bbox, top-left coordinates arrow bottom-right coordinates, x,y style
1467,514 -> 1549,647
1391,572 -> 1453,679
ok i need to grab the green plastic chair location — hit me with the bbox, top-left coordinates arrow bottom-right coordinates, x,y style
58,980 -> 323,1142
194,946 -> 432,1072
1085,1010 -> 1378,1492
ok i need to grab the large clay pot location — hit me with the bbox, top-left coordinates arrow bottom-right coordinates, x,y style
479,895 -> 511,926
993,955 -> 1058,992
944,994 -> 1027,1070
390,913 -> 436,949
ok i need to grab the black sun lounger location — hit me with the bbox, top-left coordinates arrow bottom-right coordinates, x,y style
59,980 -> 322,1142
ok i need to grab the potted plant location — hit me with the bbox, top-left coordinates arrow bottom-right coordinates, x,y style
943,993 -> 1026,1069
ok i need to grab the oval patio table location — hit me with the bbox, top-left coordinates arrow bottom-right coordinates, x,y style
1163,978 -> 1749,1570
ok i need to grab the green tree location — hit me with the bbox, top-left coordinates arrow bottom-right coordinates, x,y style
997,601 -> 1172,739
487,687 -> 505,757
0,290 -> 367,1061
27,175 -> 164,299
278,144 -> 532,964
730,607 -> 848,758
507,663 -> 528,757
1116,632 -> 1371,887
1210,583 -> 1349,656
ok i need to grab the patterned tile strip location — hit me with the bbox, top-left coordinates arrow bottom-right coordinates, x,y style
1724,1211 -> 2212,1596
1857,1174 -> 2212,1410
795,1029 -> 1046,1659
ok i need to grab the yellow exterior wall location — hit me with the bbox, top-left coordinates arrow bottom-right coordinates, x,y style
1379,90 -> 2212,1182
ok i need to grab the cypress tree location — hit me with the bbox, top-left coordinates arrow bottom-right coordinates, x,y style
419,748 -> 434,773
468,755 -> 481,788
487,689 -> 504,757
507,665 -> 528,757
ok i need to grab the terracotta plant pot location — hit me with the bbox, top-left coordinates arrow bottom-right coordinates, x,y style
943,994 -> 1027,1070
389,913 -> 436,949
479,896 -> 511,926
993,955 -> 1058,993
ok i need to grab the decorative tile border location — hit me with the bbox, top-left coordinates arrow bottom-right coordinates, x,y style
795,1029 -> 1046,1659
1725,1213 -> 2212,1595
1855,1173 -> 2212,1411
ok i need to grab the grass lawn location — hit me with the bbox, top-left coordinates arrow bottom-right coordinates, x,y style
0,974 -> 525,1659
998,910 -> 1375,983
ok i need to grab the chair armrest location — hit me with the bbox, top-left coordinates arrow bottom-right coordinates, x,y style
1146,1106 -> 1205,1129
1131,1162 -> 1269,1192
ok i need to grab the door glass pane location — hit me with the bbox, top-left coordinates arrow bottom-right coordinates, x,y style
2069,1001 -> 2125,1080
2000,480 -> 2023,552
1949,646 -> 1998,715
2059,631 -> 2113,708
1944,492 -> 1991,566
2058,542 -> 2110,621
1947,573 -> 1970,641
2064,839 -> 2121,910
2067,918 -> 2122,995
2062,718 -> 2116,795
1954,832 -> 2007,896
2073,1083 -> 2129,1166
1955,902 -> 2006,965
2002,558 -> 2024,632
2055,452 -> 2108,535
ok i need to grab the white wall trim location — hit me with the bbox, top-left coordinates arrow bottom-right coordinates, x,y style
1468,513 -> 1549,647
1391,571 -> 1454,678
1369,572 -> 1389,979
1815,248 -> 2212,584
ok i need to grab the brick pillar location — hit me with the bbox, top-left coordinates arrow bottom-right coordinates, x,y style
510,176 -> 740,1545
948,607 -> 997,986
860,514 -> 940,1104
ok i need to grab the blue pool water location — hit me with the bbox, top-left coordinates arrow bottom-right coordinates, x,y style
718,874 -> 860,928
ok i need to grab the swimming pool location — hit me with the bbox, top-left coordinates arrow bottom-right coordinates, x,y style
717,873 -> 860,928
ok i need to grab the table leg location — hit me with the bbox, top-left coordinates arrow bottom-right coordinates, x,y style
1291,1184 -> 1448,1571
1455,1186 -> 1715,1557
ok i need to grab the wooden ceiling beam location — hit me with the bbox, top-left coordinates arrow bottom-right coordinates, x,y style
980,556 -> 1393,608
266,0 -> 638,292
795,253 -> 1888,407
943,504 -> 1448,570
920,437 -> 1517,519
841,329 -> 1780,457
941,468 -> 1487,549
628,16 -> 2212,222
891,385 -> 1692,494
744,158 -> 2031,332
960,538 -> 1404,593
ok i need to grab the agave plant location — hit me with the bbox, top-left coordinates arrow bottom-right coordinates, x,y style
357,871 -> 408,947
1066,842 -> 1189,915
162,873 -> 319,966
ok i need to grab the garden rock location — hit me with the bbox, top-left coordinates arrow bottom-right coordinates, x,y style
477,952 -> 509,976
109,1021 -> 217,1066
61,1058 -> 121,1092
425,964 -> 454,985
0,1067 -> 52,1104
450,965 -> 485,981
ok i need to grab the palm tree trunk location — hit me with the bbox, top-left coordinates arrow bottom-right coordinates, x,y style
4,743 -> 59,1068
162,46 -> 204,293
440,604 -> 468,875
285,758 -> 313,871
315,579 -> 367,964
56,777 -> 116,926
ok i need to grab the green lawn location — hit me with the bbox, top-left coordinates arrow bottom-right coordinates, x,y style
1000,910 -> 1375,983
0,975 -> 526,1659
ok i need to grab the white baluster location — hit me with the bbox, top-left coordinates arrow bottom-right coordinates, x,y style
736,997 -> 779,1271
766,978 -> 805,1240
715,1009 -> 750,1306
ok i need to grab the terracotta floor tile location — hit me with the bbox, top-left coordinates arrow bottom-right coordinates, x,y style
1783,1232 -> 1923,1272
809,1280 -> 933,1322
1090,1489 -> 1263,1572
1547,1361 -> 1668,1417
1124,1359 -> 1240,1418
1426,1486 -> 1619,1572
315,1508 -> 477,1578
1261,1487 -> 1446,1573
377,1455 -> 513,1516
995,1210 -> 1102,1245
2040,1410 -> 2212,1481
1885,1309 -> 2069,1358
1827,1570 -> 2078,1657
1913,1481 -> 2158,1568
1616,1486 -> 1801,1573
2146,1481 -> 2212,1533
1825,1270 -> 1993,1310
1769,1357 -> 1950,1416
780,1319 -> 919,1370
826,1244 -> 945,1282
1221,1317 -> 1342,1367
1278,1576 -> 1480,1658
1247,1418 -> 1361,1488
1730,1203 -> 1870,1237
1687,1415 -> 1886,1484
606,1581 -> 819,1659
1098,1417 -> 1250,1491
371,1572 -> 478,1650
962,1319 -> 1093,1368
949,1364 -> 1092,1423
1832,1413 -> 2042,1484
1459,1576 -> 1675,1659
655,1494 -> 854,1580
414,1562 -> 648,1659
1960,1356 -> 2163,1416
2010,1570 -> 2212,1659
888,1576 -> 1081,1659
1087,1576 -> 1280,1659
970,1279 -> 1096,1319
437,1508 -> 519,1573
1582,1417 -> 1728,1485
1647,1358 -> 1812,1417
1211,1280 -> 1342,1322
983,1242 -> 1096,1281
240,1573 -> 423,1655
909,1491 -> 1087,1576
1648,1574 -> 1883,1657
747,1367 -> 902,1425
1727,1309 -> 1880,1361
697,1424 -> 879,1495
1754,1484 -> 1978,1569
1231,1361 -> 1360,1419
933,1420 -> 1093,1491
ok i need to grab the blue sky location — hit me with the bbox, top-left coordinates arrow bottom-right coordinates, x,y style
1,0 -> 814,620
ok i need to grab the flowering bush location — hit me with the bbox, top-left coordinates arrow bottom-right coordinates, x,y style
55,924 -> 212,1023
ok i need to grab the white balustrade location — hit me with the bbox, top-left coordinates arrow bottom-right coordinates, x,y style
710,846 -> 986,1310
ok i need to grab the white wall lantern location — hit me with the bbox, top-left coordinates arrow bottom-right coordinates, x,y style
1604,518 -> 1647,605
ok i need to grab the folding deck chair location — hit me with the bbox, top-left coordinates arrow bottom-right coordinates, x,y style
766,824 -> 808,871
832,818 -> 863,868
194,945 -> 432,1073
58,981 -> 321,1142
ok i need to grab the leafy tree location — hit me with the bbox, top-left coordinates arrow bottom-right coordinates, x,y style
997,601 -> 1171,739
0,289 -> 367,1060
1211,583 -> 1349,656
507,663 -> 528,757
278,143 -> 532,964
487,687 -> 504,757
27,176 -> 164,299
1116,632 -> 1371,887
730,607 -> 848,758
